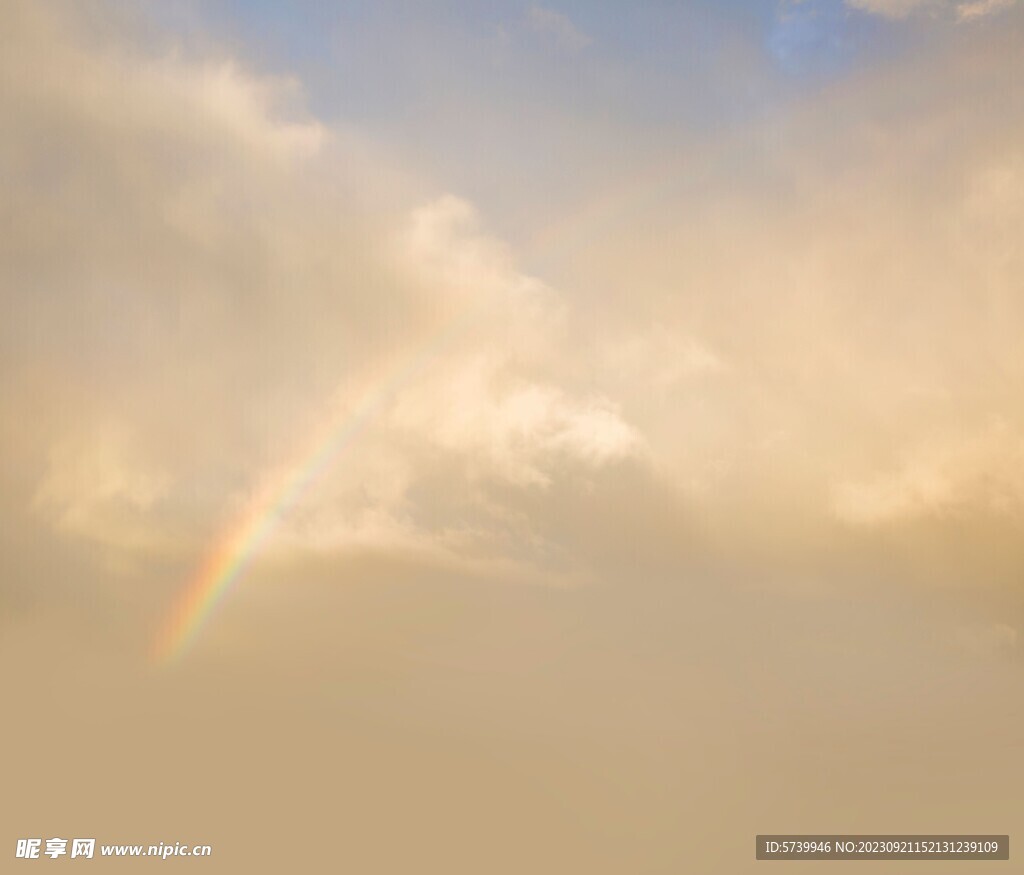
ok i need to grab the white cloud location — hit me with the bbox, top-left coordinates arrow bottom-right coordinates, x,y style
388,195 -> 641,489
845,0 -> 1019,17
393,373 -> 640,488
956,0 -> 1018,19
845,0 -> 939,18
526,4 -> 592,52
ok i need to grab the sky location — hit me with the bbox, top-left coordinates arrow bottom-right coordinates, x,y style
2,0 -> 1023,871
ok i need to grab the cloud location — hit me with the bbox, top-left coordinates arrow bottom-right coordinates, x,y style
394,376 -> 640,488
526,4 -> 592,52
831,425 -> 1024,527
956,0 -> 1019,19
32,424 -> 170,550
845,0 -> 1019,17
390,195 -> 640,488
845,0 -> 939,17
605,330 -> 725,391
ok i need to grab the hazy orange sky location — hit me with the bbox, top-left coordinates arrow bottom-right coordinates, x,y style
2,1 -> 1022,871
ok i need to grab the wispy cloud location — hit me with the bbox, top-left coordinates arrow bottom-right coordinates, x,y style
845,0 -> 938,17
845,0 -> 1019,18
956,0 -> 1019,20
526,4 -> 592,52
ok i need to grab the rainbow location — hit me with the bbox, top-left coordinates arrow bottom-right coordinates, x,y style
150,307 -> 481,665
